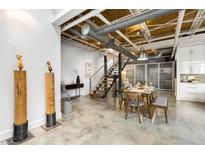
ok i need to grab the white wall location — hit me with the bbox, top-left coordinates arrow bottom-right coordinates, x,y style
0,10 -> 61,141
61,41 -> 113,97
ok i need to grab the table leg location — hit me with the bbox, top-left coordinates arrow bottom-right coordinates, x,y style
137,107 -> 142,123
165,109 -> 168,123
125,102 -> 128,119
147,94 -> 151,119
152,108 -> 157,124
124,101 -> 127,112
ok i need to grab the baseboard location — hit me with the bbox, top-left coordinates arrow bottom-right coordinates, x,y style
0,112 -> 62,142
177,97 -> 205,103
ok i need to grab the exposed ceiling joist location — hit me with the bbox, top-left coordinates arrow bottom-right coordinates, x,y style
62,32 -> 101,50
96,13 -> 140,51
129,9 -> 152,42
52,9 -> 86,26
131,31 -> 205,51
171,10 -> 185,58
61,9 -> 105,32
122,27 -> 205,48
62,36 -> 102,52
189,9 -> 205,36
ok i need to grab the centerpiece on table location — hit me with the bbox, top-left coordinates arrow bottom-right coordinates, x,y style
137,81 -> 146,89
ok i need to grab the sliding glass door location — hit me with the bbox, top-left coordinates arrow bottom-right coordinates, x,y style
125,62 -> 174,91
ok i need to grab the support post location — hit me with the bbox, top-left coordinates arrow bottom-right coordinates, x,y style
118,53 -> 122,93
113,75 -> 118,97
104,55 -> 107,76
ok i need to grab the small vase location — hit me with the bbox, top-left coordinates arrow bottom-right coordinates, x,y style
76,75 -> 80,85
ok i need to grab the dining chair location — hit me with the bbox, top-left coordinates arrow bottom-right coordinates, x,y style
124,91 -> 144,123
119,90 -> 126,111
150,88 -> 159,103
119,87 -> 129,111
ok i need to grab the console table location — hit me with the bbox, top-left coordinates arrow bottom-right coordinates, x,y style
65,83 -> 84,99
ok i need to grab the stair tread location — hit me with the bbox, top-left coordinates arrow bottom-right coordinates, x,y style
91,60 -> 127,98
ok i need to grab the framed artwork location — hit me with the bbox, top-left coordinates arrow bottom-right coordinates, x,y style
85,63 -> 93,78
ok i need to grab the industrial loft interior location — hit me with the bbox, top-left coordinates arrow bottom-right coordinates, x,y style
1,9 -> 205,145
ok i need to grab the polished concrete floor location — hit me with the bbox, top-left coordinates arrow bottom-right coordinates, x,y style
1,92 -> 205,144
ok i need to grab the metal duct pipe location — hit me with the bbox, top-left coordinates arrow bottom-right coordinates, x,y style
97,9 -> 179,35
81,24 -> 137,59
69,28 -> 86,39
155,48 -> 172,57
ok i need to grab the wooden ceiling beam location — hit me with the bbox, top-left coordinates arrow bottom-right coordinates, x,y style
61,9 -> 105,32
123,27 -> 205,49
171,10 -> 185,58
129,9 -> 152,43
189,9 -> 205,36
62,32 -> 101,50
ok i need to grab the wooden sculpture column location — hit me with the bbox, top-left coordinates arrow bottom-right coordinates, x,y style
45,61 -> 56,127
13,55 -> 28,142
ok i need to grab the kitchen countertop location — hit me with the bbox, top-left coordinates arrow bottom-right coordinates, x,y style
180,81 -> 205,84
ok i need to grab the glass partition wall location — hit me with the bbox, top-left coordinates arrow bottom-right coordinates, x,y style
147,64 -> 159,88
126,65 -> 134,85
125,62 -> 174,91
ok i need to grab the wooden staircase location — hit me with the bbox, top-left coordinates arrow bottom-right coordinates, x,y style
90,61 -> 118,98
90,59 -> 127,98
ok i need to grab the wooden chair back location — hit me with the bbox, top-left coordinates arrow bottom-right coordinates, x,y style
125,92 -> 141,106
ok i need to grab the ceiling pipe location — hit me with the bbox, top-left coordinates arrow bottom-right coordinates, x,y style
81,24 -> 137,59
61,9 -> 105,32
155,48 -> 172,57
69,28 -> 86,39
96,13 -> 140,51
96,9 -> 179,35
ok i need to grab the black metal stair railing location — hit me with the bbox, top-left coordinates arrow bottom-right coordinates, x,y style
89,59 -> 118,95
89,56 -> 129,97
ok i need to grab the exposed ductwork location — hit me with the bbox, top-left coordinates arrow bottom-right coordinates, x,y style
81,24 -> 137,59
69,28 -> 86,39
96,9 -> 179,35
68,9 -> 180,61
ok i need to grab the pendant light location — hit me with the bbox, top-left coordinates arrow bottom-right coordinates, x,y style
137,31 -> 148,61
138,47 -> 148,61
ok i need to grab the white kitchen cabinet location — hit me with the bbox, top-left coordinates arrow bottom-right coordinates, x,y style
179,45 -> 205,74
191,45 -> 205,61
177,44 -> 205,102
178,83 -> 205,102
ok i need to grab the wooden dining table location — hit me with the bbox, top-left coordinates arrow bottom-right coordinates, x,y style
123,86 -> 154,119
